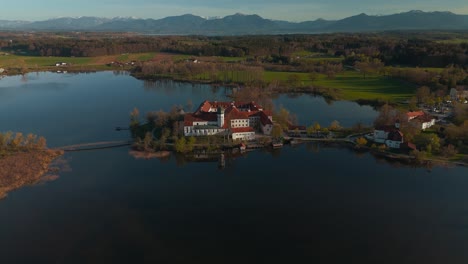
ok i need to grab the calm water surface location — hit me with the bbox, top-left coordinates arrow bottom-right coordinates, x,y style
0,72 -> 467,264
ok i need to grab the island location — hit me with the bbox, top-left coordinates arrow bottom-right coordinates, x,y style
129,98 -> 468,167
1,31 -> 467,167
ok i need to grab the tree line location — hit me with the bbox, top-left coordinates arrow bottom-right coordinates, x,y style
0,132 -> 47,157
2,32 -> 468,68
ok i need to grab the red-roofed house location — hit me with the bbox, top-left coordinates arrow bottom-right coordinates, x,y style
406,111 -> 425,121
183,100 -> 273,141
406,111 -> 436,130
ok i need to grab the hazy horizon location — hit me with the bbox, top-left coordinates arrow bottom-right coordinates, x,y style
1,0 -> 468,22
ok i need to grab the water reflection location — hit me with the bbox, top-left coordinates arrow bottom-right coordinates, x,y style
3,72 -> 465,263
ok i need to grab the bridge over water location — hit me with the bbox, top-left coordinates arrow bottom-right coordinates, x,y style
56,141 -> 133,152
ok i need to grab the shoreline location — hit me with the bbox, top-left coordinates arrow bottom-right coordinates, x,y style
0,149 -> 64,199
130,137 -> 468,168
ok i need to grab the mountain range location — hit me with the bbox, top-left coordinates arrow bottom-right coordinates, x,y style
1,10 -> 468,35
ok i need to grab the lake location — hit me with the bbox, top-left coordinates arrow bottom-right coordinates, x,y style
0,72 -> 467,264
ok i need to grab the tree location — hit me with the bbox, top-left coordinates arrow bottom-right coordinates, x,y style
186,136 -> 196,152
10,132 -> 24,150
354,58 -> 383,78
408,96 -> 418,110
329,120 -> 341,131
159,127 -> 171,149
411,149 -> 426,163
174,137 -> 186,153
24,133 -> 37,150
356,137 -> 367,146
271,124 -> 283,139
441,144 -> 457,158
36,136 -> 47,150
0,132 -> 12,151
130,107 -> 140,128
313,122 -> 321,132
143,132 -> 153,151
415,86 -> 431,104
374,103 -> 397,127
378,144 -> 387,152
172,121 -> 181,139
151,110 -> 169,127
274,106 -> 294,130
414,133 -> 440,154
322,128 -> 329,136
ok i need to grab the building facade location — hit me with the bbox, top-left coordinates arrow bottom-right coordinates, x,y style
184,100 -> 273,141
406,111 -> 436,130
373,123 -> 404,149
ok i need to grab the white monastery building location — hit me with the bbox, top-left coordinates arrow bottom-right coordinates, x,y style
184,100 -> 273,141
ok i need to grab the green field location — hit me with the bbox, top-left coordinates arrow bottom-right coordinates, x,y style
291,51 -> 343,62
264,71 -> 416,102
25,56 -> 92,66
435,39 -> 468,44
220,56 -> 246,62
117,54 -> 129,61
137,52 -> 157,61
0,52 -> 159,67
0,54 -> 91,67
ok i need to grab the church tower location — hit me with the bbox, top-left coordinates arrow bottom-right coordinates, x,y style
217,107 -> 225,128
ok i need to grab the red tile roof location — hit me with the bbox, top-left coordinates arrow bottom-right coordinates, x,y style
186,100 -> 272,128
196,100 -> 266,113
199,100 -> 212,112
414,114 -> 436,123
259,112 -> 273,126
184,113 -> 217,126
225,106 -> 249,120
231,127 -> 255,133
406,111 -> 425,119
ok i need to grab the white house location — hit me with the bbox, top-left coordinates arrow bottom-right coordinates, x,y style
373,124 -> 404,149
184,100 -> 273,141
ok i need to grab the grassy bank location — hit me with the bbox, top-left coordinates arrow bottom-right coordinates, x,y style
264,71 -> 416,102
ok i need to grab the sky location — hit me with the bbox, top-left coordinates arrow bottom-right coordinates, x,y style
1,0 -> 468,21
